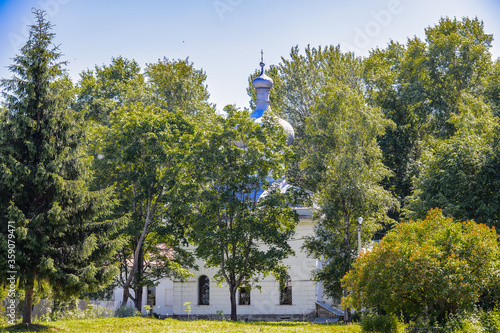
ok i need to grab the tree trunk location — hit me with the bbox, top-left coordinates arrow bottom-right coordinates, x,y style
134,286 -> 143,313
121,287 -> 130,307
343,287 -> 351,322
343,215 -> 351,323
229,285 -> 237,321
22,280 -> 34,325
121,200 -> 155,306
133,246 -> 144,312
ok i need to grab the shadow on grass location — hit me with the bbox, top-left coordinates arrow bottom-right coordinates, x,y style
246,321 -> 334,327
1,323 -> 55,332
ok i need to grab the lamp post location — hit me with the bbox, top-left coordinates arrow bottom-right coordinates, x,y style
357,217 -> 363,254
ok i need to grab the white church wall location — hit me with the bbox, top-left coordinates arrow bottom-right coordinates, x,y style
172,216 -> 318,317
153,279 -> 174,316
113,287 -> 132,309
110,214 -> 320,318
112,280 -> 174,315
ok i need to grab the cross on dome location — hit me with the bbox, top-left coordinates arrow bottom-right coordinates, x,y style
260,49 -> 265,74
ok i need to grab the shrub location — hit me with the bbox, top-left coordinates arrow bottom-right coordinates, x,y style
361,314 -> 403,332
444,313 -> 483,333
343,209 -> 500,323
481,307 -> 500,332
114,305 -> 141,318
41,304 -> 114,322
440,307 -> 500,333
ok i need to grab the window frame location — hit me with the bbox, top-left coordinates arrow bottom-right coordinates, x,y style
238,286 -> 251,305
279,276 -> 292,305
198,275 -> 210,305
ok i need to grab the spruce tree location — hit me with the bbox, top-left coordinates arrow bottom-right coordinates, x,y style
0,10 -> 123,326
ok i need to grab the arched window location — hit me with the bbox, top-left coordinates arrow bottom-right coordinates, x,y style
198,275 -> 210,305
279,276 -> 292,305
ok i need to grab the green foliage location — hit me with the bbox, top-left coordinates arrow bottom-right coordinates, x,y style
216,309 -> 224,320
301,47 -> 397,309
361,315 -> 404,333
114,306 -> 141,318
426,17 -> 493,137
76,56 -> 146,125
142,304 -> 152,317
91,103 -> 196,309
364,39 -> 432,205
188,106 -> 299,320
364,17 -> 495,216
484,59 -> 500,117
145,58 -> 216,126
183,301 -> 191,319
481,308 -> 500,332
78,56 -> 214,310
76,56 -> 216,128
248,45 -> 368,190
406,95 -> 500,229
41,304 -> 113,322
342,209 -> 500,323
440,308 -> 500,332
0,10 -> 123,324
248,46 -> 341,135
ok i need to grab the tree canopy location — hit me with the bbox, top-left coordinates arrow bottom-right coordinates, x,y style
406,95 -> 500,229
187,106 -> 299,321
300,48 -> 397,321
78,55 -> 215,312
364,17 -> 496,215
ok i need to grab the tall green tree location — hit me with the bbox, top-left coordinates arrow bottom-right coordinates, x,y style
91,103 -> 195,311
78,57 -> 214,311
484,59 -> 500,116
364,39 -> 433,207
247,45 -> 356,190
406,95 -> 500,229
0,10 -> 123,325
365,17 -> 494,216
426,17 -> 493,137
302,74 -> 398,321
258,46 -> 397,321
188,107 -> 299,321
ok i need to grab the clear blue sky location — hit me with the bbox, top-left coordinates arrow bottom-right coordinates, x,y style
1,0 -> 499,111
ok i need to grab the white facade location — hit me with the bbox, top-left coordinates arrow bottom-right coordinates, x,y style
171,210 -> 318,319
111,208 -> 325,319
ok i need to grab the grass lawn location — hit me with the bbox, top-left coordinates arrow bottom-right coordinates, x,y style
1,317 -> 361,332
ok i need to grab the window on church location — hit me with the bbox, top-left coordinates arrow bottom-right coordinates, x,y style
198,275 -> 210,305
279,276 -> 292,305
147,286 -> 156,306
239,286 -> 250,305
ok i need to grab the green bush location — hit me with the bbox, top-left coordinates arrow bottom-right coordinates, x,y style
444,312 -> 484,333
442,309 -> 500,333
114,305 -> 141,318
361,315 -> 401,332
36,304 -> 114,322
481,307 -> 500,332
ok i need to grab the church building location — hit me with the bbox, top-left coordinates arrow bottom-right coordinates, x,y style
112,60 -> 341,321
